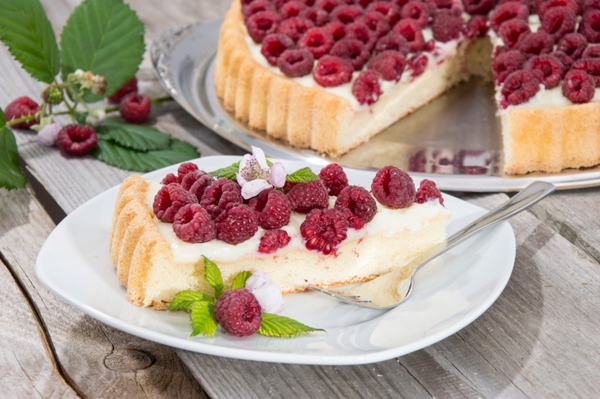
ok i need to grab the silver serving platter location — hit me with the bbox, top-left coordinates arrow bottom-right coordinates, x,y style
151,19 -> 600,192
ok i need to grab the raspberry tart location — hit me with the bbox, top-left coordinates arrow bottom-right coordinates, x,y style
110,151 -> 450,309
215,0 -> 600,175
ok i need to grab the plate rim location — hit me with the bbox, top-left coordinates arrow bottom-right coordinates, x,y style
35,155 -> 516,365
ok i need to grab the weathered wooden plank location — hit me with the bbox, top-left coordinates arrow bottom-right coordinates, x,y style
0,185 -> 208,398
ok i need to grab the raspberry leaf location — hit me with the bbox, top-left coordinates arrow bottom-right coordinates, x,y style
96,118 -> 171,151
286,167 -> 319,183
168,290 -> 214,312
189,300 -> 218,337
203,257 -> 224,299
0,123 -> 27,190
210,162 -> 240,180
92,138 -> 199,172
231,271 -> 252,290
0,0 -> 60,84
258,313 -> 324,338
60,0 -> 144,102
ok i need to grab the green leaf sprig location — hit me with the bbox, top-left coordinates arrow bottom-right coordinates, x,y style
210,162 -> 319,184
169,257 -> 324,338
0,0 -> 199,190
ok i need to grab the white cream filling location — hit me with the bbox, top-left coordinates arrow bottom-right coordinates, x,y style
145,182 -> 447,264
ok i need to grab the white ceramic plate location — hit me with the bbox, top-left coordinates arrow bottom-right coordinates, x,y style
36,156 -> 515,365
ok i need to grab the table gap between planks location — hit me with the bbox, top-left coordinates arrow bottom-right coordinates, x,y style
1,0 -> 598,398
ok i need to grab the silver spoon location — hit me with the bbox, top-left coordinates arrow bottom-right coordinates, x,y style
309,180 -> 556,309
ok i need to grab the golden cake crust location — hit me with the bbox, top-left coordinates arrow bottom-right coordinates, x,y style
110,175 -> 450,309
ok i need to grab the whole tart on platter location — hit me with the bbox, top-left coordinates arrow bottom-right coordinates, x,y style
214,0 -> 600,175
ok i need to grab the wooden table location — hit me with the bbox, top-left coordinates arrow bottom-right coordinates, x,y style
1,1 -> 599,397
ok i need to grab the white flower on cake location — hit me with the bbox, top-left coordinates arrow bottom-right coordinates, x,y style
245,270 -> 286,315
237,146 -> 286,199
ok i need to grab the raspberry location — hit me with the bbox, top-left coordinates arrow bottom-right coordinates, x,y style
501,69 -> 540,107
261,33 -> 296,66
368,50 -> 406,81
315,0 -> 343,13
366,2 -> 401,25
375,33 -> 410,56
557,33 -> 588,60
287,179 -> 329,213
300,208 -> 348,254
319,163 -> 348,196
414,179 -> 444,205
431,11 -> 466,42
582,45 -> 600,58
214,289 -> 262,337
258,229 -> 292,254
277,49 -> 315,77
571,58 -> 600,86
352,70 -> 383,105
278,16 -> 314,42
537,0 -> 579,18
281,0 -> 308,18
161,173 -> 179,185
518,31 -> 554,57
4,96 -> 39,129
200,178 -> 243,219
324,21 -> 347,41
298,27 -> 335,59
153,183 -> 198,223
173,203 -> 216,243
330,38 -> 371,70
489,1 -> 529,33
215,204 -> 259,244
578,9 -> 600,43
425,0 -> 464,16
541,6 -> 576,40
361,11 -> 391,38
56,124 -> 98,155
313,55 -> 354,87
246,11 -> 281,43
392,19 -> 425,53
345,21 -> 376,50
463,0 -> 495,15
181,170 -> 214,200
330,4 -> 364,25
551,50 -> 575,68
107,77 -> 138,103
401,1 -> 430,28
407,53 -> 429,78
119,93 -> 151,123
498,18 -> 531,48
243,0 -> 275,19
562,69 -> 595,102
371,165 -> 416,209
334,185 -> 377,226
248,188 -> 292,229
177,162 -> 199,180
465,15 -> 490,38
300,7 -> 329,26
525,54 -> 565,88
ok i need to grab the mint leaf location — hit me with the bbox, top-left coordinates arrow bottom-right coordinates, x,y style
189,300 -> 217,337
92,137 -> 199,172
97,119 -> 171,151
0,126 -> 27,190
168,290 -> 214,312
231,271 -> 252,290
258,313 -> 324,338
0,0 -> 60,83
60,0 -> 144,102
210,162 -> 240,180
286,167 -> 318,183
203,257 -> 224,299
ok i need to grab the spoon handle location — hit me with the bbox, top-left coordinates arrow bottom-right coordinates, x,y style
412,181 -> 556,278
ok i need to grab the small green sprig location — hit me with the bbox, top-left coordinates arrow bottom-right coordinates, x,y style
0,0 -> 199,190
210,163 -> 319,183
169,257 -> 324,338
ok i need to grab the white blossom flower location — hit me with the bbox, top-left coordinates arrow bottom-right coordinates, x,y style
237,146 -> 286,199
245,271 -> 286,314
37,122 -> 62,147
